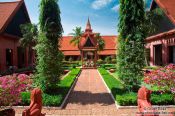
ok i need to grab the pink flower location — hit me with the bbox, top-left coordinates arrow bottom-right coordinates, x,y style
0,74 -> 32,106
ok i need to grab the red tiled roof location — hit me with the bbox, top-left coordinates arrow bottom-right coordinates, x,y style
0,0 -> 23,33
154,0 -> 175,24
60,35 -> 117,56
102,36 -> 117,50
62,51 -> 80,56
60,36 -> 79,51
98,50 -> 116,55
146,29 -> 175,42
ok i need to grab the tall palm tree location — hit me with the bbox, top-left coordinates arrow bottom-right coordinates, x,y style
95,33 -> 105,51
20,23 -> 38,47
69,27 -> 84,48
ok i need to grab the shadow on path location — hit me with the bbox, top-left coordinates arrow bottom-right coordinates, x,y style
63,90 -> 114,108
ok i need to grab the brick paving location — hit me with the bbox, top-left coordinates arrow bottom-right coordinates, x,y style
64,69 -> 116,110
13,69 -> 174,116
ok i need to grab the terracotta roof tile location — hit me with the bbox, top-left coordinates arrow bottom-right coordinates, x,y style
60,36 -> 79,51
0,0 -> 22,33
60,35 -> 117,56
98,50 -> 116,55
102,36 -> 117,50
62,51 -> 80,56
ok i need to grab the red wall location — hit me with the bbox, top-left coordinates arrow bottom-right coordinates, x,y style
0,35 -> 19,71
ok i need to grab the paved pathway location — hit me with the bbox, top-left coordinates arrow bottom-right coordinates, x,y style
64,69 -> 116,110
13,69 -> 174,116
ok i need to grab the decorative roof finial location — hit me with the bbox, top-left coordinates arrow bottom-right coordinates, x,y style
85,17 -> 92,32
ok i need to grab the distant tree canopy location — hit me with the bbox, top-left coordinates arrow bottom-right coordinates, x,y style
95,33 -> 105,51
69,27 -> 84,47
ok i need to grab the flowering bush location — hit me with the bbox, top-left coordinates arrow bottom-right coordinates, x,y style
0,74 -> 32,106
144,64 -> 175,94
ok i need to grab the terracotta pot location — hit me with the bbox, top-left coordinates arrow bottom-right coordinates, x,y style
0,108 -> 15,116
109,69 -> 115,73
64,70 -> 69,74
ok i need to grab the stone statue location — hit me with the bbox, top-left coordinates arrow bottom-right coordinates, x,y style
137,86 -> 157,116
22,88 -> 45,116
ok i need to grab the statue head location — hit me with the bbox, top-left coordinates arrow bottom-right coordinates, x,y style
138,86 -> 152,100
31,88 -> 42,106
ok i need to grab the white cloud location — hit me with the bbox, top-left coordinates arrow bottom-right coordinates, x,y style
92,0 -> 112,10
111,4 -> 120,12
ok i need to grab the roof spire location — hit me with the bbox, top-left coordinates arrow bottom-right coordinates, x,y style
85,17 -> 92,32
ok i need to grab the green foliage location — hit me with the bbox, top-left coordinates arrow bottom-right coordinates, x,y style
111,59 -> 117,64
100,64 -> 116,70
69,27 -> 84,47
21,68 -> 80,106
42,94 -> 63,106
20,23 -> 38,47
116,92 -> 174,106
151,93 -> 174,105
97,59 -> 103,64
117,0 -> 146,92
105,56 -> 112,64
144,8 -> 164,37
36,0 -> 63,92
21,92 -> 31,105
95,33 -> 105,51
35,33 -> 63,92
98,68 -> 174,106
116,92 -> 137,106
39,0 -> 63,37
98,68 -> 123,89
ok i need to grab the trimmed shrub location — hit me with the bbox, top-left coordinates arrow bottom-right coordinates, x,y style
21,68 -> 80,106
116,92 -> 137,106
97,59 -> 103,64
151,93 -> 174,105
111,59 -> 117,64
105,56 -> 112,64
21,92 -> 30,105
98,68 -> 174,106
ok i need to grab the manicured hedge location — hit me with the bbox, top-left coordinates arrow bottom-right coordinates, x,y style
98,68 -> 175,106
116,92 -> 137,106
116,93 -> 174,106
21,68 -> 81,106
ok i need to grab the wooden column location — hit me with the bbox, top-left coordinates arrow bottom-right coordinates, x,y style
150,44 -> 154,66
162,39 -> 169,65
25,47 -> 29,67
94,50 -> 97,68
81,51 -> 84,68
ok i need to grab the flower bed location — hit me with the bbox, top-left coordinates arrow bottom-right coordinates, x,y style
98,68 -> 174,106
144,64 -> 175,94
0,74 -> 32,106
21,68 -> 81,106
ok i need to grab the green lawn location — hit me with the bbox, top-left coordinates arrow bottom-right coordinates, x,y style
21,68 -> 81,106
98,68 -> 174,106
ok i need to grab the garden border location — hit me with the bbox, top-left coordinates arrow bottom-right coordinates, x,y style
0,69 -> 82,110
97,69 -> 175,110
60,69 -> 82,109
97,70 -> 119,109
117,105 -> 175,109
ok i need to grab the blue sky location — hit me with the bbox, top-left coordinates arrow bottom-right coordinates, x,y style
0,0 -> 152,35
